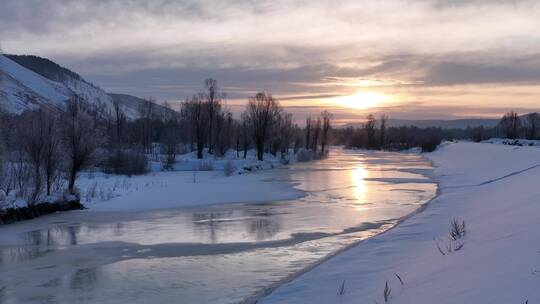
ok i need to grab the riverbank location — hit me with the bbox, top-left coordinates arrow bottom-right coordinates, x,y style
260,141 -> 540,304
77,168 -> 304,211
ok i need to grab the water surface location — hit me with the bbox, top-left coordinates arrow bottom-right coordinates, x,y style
0,149 -> 436,304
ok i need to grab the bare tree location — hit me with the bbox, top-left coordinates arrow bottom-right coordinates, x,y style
525,112 -> 539,140
216,111 -> 233,156
16,110 -> 47,203
62,97 -> 99,195
269,113 -> 283,156
365,114 -> 377,148
279,113 -> 294,158
0,158 -> 16,199
240,112 -> 250,159
138,98 -> 156,153
379,114 -> 388,148
182,94 -> 208,159
12,150 -> 30,198
311,117 -> 321,152
204,78 -> 224,154
42,113 -> 61,196
245,92 -> 281,161
305,116 -> 312,149
112,97 -> 126,146
160,123 -> 179,170
499,111 -> 521,139
320,111 -> 332,154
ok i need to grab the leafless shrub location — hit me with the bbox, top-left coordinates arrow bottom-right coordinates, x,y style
337,280 -> 345,296
223,160 -> 236,176
435,241 -> 446,256
104,149 -> 148,176
435,219 -> 467,255
383,281 -> 391,303
445,240 -> 464,253
450,218 -> 466,240
394,273 -> 404,286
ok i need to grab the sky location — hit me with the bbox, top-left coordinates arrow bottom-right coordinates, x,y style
2,0 -> 540,124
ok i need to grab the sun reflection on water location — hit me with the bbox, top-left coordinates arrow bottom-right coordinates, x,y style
351,165 -> 368,207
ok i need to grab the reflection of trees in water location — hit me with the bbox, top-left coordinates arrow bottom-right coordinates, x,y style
23,226 -> 81,247
2,226 -> 83,264
70,267 -> 98,293
247,218 -> 280,241
20,222 -> 127,250
0,246 -> 49,264
191,207 -> 283,242
244,206 -> 282,241
191,211 -> 234,243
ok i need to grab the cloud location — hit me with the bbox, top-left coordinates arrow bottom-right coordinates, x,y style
2,0 -> 540,119
420,59 -> 540,86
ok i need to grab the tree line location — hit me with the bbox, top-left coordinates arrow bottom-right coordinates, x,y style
2,71 -> 538,208
0,78 -> 333,206
332,111 -> 540,152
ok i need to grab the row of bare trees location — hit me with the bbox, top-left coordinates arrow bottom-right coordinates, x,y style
304,111 -> 332,155
498,111 -> 539,140
334,110 -> 540,153
1,78 -> 334,207
177,80 -> 331,162
0,98 -> 99,205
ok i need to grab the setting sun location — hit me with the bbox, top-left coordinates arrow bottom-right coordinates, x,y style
333,92 -> 392,110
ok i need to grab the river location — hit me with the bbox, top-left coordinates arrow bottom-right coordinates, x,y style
0,149 -> 436,304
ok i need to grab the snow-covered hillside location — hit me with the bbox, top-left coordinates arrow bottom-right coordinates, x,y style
260,142 -> 540,304
0,55 -> 164,118
0,55 -> 72,113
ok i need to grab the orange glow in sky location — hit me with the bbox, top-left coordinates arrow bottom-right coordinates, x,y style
332,92 -> 393,110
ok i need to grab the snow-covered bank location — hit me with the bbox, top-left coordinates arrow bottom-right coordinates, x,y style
73,148 -> 306,211
260,142 -> 540,304
78,168 -> 304,211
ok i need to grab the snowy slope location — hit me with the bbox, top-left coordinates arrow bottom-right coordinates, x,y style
260,142 -> 540,304
0,55 -> 163,118
0,55 -> 72,113
109,93 -> 177,119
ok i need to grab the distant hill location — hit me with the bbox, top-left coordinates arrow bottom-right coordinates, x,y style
0,54 -> 171,119
344,118 -> 500,129
386,118 -> 500,129
109,93 -> 177,120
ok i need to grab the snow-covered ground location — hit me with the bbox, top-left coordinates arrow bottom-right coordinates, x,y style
77,149 -> 303,211
483,137 -> 540,147
260,141 -> 540,304
78,169 -> 303,211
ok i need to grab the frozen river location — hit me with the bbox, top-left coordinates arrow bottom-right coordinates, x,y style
0,149 -> 436,304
